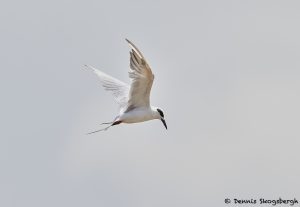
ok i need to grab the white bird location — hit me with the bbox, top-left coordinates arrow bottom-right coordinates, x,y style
85,39 -> 167,133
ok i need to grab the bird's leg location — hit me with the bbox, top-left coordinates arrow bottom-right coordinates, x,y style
100,121 -> 114,125
86,125 -> 112,134
86,120 -> 122,135
100,115 -> 120,125
112,120 -> 122,126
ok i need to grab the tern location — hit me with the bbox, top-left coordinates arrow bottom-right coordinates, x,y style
85,39 -> 167,133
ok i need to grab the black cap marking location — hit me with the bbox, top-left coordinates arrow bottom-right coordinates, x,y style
157,108 -> 164,118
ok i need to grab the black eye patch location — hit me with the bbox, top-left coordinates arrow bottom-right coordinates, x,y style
157,108 -> 164,118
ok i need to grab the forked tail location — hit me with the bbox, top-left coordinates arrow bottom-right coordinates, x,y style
86,120 -> 122,135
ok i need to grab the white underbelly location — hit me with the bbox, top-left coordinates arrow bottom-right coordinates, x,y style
119,109 -> 154,124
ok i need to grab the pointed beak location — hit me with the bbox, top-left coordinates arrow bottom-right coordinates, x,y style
161,118 -> 167,130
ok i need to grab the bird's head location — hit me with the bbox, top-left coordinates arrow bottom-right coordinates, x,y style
153,107 -> 167,130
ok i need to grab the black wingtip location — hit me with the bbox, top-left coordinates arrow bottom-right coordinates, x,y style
125,38 -> 133,45
83,64 -> 91,71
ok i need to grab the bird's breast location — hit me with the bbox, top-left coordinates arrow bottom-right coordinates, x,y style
119,108 -> 154,123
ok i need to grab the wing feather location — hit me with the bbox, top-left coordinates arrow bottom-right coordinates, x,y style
85,64 -> 130,110
125,39 -> 154,110
85,39 -> 155,113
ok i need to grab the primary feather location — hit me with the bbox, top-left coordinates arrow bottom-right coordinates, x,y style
85,39 -> 154,113
84,64 -> 130,110
126,39 -> 154,110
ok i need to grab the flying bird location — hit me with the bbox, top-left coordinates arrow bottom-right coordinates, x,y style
85,39 -> 167,133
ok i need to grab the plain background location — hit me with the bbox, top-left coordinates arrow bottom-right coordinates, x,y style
1,0 -> 300,206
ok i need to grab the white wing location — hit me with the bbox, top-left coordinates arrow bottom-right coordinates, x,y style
125,39 -> 154,110
85,64 -> 130,110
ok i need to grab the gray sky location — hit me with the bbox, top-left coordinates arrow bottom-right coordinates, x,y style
1,0 -> 300,206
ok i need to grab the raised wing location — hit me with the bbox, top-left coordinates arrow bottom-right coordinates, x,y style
125,39 -> 154,110
85,64 -> 130,109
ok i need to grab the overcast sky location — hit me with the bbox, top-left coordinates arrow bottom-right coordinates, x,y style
1,0 -> 300,206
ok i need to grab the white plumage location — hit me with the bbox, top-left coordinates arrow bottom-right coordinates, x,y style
85,39 -> 167,133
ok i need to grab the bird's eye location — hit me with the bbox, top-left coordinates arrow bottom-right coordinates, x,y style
157,108 -> 164,118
